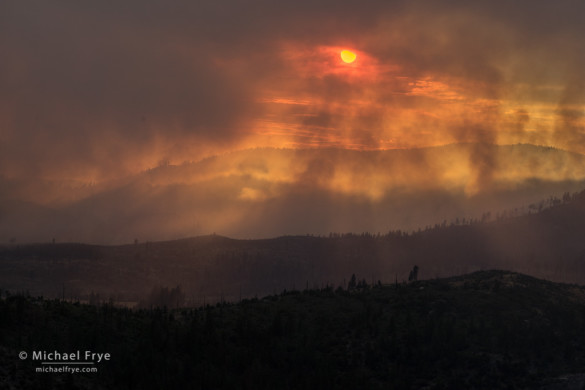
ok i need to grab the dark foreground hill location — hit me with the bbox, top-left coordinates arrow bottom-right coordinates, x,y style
2,270 -> 585,389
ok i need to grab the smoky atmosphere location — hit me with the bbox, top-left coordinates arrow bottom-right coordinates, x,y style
2,0 -> 585,243
3,1 -> 585,389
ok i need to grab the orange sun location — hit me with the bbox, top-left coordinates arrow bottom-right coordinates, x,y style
340,50 -> 357,63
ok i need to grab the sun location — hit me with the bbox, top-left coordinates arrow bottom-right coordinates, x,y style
340,50 -> 356,64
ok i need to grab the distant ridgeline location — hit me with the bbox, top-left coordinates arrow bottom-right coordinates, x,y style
2,271 -> 585,389
2,189 -> 585,303
4,143 -> 585,245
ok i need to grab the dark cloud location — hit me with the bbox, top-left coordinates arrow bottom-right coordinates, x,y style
1,1 -> 268,178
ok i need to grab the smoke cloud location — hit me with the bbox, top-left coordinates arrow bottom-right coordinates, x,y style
2,1 -> 585,242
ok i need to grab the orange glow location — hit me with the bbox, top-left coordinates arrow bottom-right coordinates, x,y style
5,41 -> 585,206
127,145 -> 585,201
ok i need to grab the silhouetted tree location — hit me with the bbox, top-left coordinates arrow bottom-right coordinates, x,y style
348,274 -> 357,290
408,265 -> 419,282
357,278 -> 368,289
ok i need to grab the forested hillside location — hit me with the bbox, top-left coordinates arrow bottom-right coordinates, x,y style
3,189 -> 585,304
2,271 -> 585,389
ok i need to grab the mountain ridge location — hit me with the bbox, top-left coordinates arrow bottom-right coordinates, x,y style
3,188 -> 585,301
3,143 -> 585,244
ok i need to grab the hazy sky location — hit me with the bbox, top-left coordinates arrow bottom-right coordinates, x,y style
2,0 -> 585,185
3,1 -> 585,243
